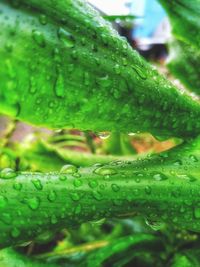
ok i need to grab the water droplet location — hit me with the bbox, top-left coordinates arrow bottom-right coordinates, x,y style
98,132 -> 110,140
47,190 -> 57,202
32,30 -> 46,47
152,172 -> 168,181
0,196 -> 7,208
13,182 -> 22,191
90,218 -> 106,227
0,168 -> 17,179
54,72 -> 65,98
145,186 -> 152,195
59,175 -> 67,181
132,65 -> 147,80
92,191 -> 103,201
173,160 -> 182,166
128,132 -> 136,136
70,192 -> 80,201
113,199 -> 123,206
2,213 -> 12,224
114,64 -> 121,74
74,204 -> 82,215
145,218 -> 164,231
27,197 -> 40,210
60,164 -> 78,174
88,180 -> 98,189
73,179 -> 83,188
96,75 -> 112,88
29,76 -> 37,94
51,214 -> 58,224
57,28 -> 75,48
5,42 -> 13,52
111,184 -> 120,192
94,167 -> 117,176
194,207 -> 200,219
31,179 -> 43,191
39,14 -> 47,25
11,227 -> 20,238
189,155 -> 198,162
83,72 -> 90,86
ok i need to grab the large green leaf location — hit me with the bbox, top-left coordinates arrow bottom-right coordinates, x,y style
0,0 -> 200,138
167,39 -> 200,96
0,136 -> 200,248
159,0 -> 200,49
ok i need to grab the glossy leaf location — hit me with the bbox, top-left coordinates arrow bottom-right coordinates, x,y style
0,0 -> 200,138
0,136 -> 199,248
159,0 -> 200,49
167,39 -> 200,96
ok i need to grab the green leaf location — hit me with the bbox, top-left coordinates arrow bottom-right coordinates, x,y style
167,39 -> 200,96
0,0 -> 200,138
171,253 -> 197,267
0,136 -> 200,248
0,248 -> 57,267
80,234 -> 161,267
159,0 -> 200,49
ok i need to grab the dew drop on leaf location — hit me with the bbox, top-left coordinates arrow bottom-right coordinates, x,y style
88,180 -> 98,189
39,14 -> 47,25
92,191 -> 103,201
60,164 -> 78,174
74,204 -> 82,215
54,72 -> 65,98
152,172 -> 168,181
98,132 -> 110,140
111,184 -> 120,192
11,227 -> 20,238
0,168 -> 17,179
73,179 -> 83,188
32,30 -> 46,47
47,190 -> 57,202
70,192 -> 80,201
31,179 -> 43,190
0,195 -> 7,208
26,197 -> 40,210
94,167 -> 117,176
13,182 -> 22,191
57,28 -> 76,48
194,207 -> 200,219
51,214 -> 58,224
